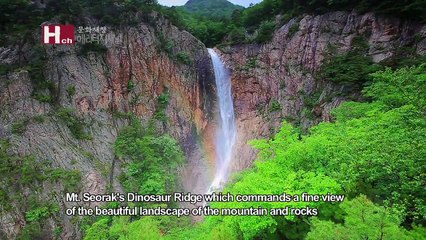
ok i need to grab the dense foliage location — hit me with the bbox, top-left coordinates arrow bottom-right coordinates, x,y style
240,0 -> 426,28
84,217 -> 163,240
82,118 -> 189,240
0,140 -> 81,239
114,119 -> 184,196
318,37 -> 383,83
170,0 -> 426,47
180,0 -> 243,19
55,108 -> 92,140
172,9 -> 235,47
307,196 -> 425,240
168,64 -> 424,239
83,62 -> 425,239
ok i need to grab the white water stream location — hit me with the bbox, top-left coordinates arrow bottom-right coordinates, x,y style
207,48 -> 237,193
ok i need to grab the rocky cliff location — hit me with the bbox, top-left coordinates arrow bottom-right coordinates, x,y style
1,9 -> 425,240
0,12 -> 215,239
217,11 -> 426,174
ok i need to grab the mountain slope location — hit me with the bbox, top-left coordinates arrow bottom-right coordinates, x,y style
182,0 -> 244,18
0,9 -> 217,239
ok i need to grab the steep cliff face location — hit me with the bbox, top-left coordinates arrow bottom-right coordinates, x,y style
0,13 -> 215,239
217,11 -> 426,173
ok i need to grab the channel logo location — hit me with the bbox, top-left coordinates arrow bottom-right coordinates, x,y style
42,24 -> 75,44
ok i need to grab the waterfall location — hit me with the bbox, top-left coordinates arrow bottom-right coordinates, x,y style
207,48 -> 237,193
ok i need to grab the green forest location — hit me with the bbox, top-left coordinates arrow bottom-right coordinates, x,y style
83,65 -> 426,240
0,0 -> 425,239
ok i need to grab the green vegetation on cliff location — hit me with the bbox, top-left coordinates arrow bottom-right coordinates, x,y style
114,119 -> 184,196
0,140 -> 81,239
241,0 -> 426,28
170,0 -> 426,46
318,37 -> 383,84
82,118 -> 189,240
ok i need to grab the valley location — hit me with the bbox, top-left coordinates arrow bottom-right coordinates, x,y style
0,0 -> 425,239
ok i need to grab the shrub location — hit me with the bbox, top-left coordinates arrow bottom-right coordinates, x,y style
48,169 -> 82,192
28,51 -> 57,104
33,93 -> 53,103
228,27 -> 246,45
303,91 -> 321,108
26,205 -> 59,222
288,22 -> 299,38
16,222 -> 43,240
66,85 -> 76,96
11,120 -> 29,135
318,36 -> 382,83
176,52 -> 192,65
269,100 -> 282,112
158,5 -> 185,29
319,52 -> 382,83
127,80 -> 135,91
0,64 -> 18,76
382,46 -> 426,69
55,108 -> 91,140
254,21 -> 275,43
157,92 -> 169,106
244,57 -> 257,69
158,33 -> 174,56
307,196 -> 409,240
154,92 -> 170,122
0,140 -> 81,220
33,115 -> 45,123
112,110 -> 133,119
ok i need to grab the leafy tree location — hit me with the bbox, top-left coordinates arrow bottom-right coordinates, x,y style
227,27 -> 246,45
121,217 -> 162,240
84,216 -> 162,240
114,121 -> 184,196
307,195 -> 411,240
254,21 -> 276,43
55,108 -> 91,140
241,0 -> 281,28
363,64 -> 426,111
319,37 -> 383,83
231,9 -> 243,26
84,218 -> 110,240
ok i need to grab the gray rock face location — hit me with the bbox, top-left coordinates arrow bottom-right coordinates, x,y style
0,13 -> 215,239
217,11 -> 425,174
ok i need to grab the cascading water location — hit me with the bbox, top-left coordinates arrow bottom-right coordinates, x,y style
207,48 -> 237,193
